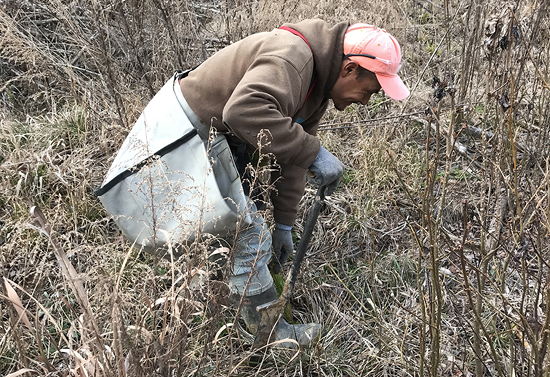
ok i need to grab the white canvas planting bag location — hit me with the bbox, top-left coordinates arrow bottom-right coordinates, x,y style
95,72 -> 251,252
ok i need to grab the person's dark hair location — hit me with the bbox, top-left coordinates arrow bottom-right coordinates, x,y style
356,64 -> 375,80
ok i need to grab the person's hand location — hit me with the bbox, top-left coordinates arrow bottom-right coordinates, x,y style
271,223 -> 294,273
307,146 -> 345,195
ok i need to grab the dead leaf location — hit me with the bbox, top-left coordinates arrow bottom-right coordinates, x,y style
3,277 -> 32,329
6,368 -> 39,377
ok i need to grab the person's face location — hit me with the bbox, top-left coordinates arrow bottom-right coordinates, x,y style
329,60 -> 382,111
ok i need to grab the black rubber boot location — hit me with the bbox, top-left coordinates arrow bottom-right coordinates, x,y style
237,285 -> 321,348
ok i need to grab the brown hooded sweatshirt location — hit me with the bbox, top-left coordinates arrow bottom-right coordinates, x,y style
180,19 -> 348,225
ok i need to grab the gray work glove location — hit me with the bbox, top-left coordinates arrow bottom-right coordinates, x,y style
307,146 -> 345,195
271,222 -> 294,274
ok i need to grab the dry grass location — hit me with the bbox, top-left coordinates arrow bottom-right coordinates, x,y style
1,0 -> 550,376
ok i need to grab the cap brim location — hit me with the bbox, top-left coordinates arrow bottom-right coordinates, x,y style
376,73 -> 410,100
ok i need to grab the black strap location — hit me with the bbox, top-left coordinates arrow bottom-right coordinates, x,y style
174,64 -> 201,81
94,129 -> 198,197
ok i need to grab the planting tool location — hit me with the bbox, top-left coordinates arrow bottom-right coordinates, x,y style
253,185 -> 326,349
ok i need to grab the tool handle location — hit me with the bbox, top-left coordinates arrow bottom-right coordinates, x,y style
252,185 -> 326,350
281,185 -> 326,299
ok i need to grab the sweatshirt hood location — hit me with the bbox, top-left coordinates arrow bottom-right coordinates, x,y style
282,19 -> 349,97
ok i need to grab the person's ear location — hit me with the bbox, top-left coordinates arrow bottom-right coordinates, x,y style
341,59 -> 359,77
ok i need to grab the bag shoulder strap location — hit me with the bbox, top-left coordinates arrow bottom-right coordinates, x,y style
174,69 -> 211,140
279,26 -> 317,102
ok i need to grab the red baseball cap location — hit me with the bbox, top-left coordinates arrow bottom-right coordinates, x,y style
344,24 -> 410,100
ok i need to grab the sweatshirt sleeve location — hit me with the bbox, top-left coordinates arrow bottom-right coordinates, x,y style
300,99 -> 329,135
270,161 -> 307,226
222,55 -> 320,170
269,101 -> 329,226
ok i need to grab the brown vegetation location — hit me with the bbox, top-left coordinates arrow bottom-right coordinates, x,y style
1,0 -> 550,376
